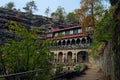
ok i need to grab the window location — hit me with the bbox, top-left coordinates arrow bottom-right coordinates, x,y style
55,33 -> 58,37
58,32 -> 63,37
65,30 -> 70,35
73,29 -> 78,34
78,29 -> 82,33
47,33 -> 52,37
70,30 -> 73,34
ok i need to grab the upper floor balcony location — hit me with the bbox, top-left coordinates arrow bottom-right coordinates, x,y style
49,35 -> 93,50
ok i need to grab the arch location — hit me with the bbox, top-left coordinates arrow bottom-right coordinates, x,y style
58,52 -> 63,62
87,36 -> 92,43
77,51 -> 88,63
81,38 -> 86,44
67,52 -> 72,63
66,40 -> 70,45
58,40 -> 61,46
62,40 -> 66,46
71,39 -> 75,45
76,38 -> 80,44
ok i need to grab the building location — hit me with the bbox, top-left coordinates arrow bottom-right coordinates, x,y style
46,25 -> 93,71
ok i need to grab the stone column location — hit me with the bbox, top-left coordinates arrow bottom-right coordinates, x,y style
80,38 -> 82,47
63,53 -> 67,63
73,53 -> 76,63
56,53 -> 59,62
62,53 -> 65,63
85,37 -> 87,44
76,52 -> 78,63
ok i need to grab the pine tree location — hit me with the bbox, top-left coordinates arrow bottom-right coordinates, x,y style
23,1 -> 38,15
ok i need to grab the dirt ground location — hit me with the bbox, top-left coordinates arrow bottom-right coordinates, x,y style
70,63 -> 104,80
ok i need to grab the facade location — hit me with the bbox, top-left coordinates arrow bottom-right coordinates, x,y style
46,25 -> 93,71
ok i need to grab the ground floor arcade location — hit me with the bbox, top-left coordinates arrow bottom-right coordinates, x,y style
51,49 -> 90,71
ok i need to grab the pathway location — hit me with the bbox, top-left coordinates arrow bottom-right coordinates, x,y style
70,63 -> 104,80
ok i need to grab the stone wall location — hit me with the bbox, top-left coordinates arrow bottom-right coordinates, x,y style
97,41 -> 115,80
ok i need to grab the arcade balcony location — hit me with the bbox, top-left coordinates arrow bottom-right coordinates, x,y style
49,36 -> 92,50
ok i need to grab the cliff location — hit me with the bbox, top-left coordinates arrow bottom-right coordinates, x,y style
0,7 -> 52,44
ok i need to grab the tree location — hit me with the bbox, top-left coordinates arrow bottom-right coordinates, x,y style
76,0 -> 104,34
23,1 -> 38,15
5,2 -> 15,10
66,12 -> 80,23
0,21 -> 53,80
51,6 -> 66,21
45,7 -> 50,17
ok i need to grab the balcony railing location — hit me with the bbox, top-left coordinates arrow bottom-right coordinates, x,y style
50,43 -> 91,50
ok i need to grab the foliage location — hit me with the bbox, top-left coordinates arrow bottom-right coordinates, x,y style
94,6 -> 116,42
66,12 -> 80,23
76,0 -> 105,33
55,64 -> 63,75
51,6 -> 66,21
45,7 -> 50,17
23,1 -> 38,15
0,21 -> 53,80
91,5 -> 117,58
5,2 -> 15,10
57,33 -> 64,37
74,64 -> 82,73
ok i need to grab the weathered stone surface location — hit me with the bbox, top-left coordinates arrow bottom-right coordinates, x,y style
0,7 -> 52,45
0,7 -> 51,28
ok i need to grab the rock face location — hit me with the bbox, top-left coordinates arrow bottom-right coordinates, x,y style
98,1 -> 120,80
0,7 -> 52,45
0,8 -> 51,28
98,41 -> 115,80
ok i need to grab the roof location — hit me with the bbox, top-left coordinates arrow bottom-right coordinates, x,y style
52,33 -> 86,40
49,26 -> 82,33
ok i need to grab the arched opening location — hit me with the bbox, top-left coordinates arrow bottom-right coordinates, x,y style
58,52 -> 63,62
66,40 -> 70,46
81,38 -> 86,44
76,38 -> 80,44
67,52 -> 72,63
71,39 -> 75,45
62,40 -> 66,46
58,41 -> 61,46
77,51 -> 88,63
87,36 -> 92,44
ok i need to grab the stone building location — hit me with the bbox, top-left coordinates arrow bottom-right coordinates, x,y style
46,25 -> 93,71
